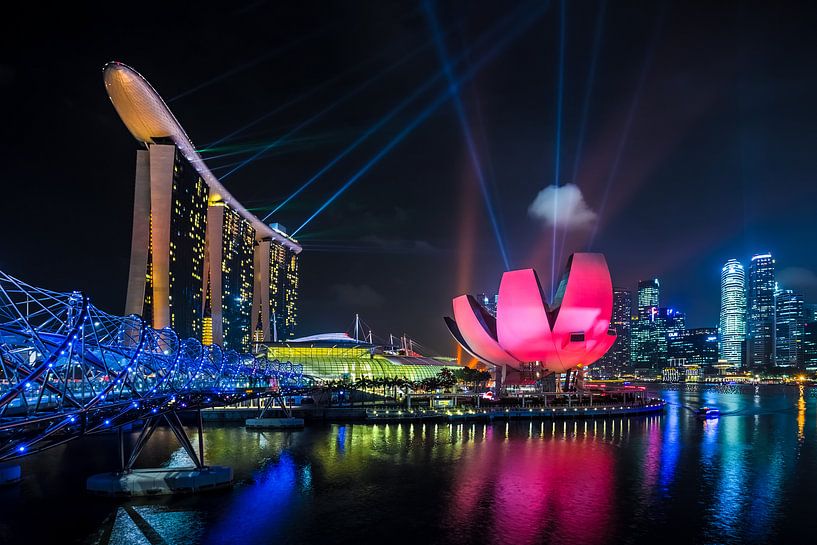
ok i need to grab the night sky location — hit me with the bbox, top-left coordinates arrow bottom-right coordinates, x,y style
2,1 -> 817,355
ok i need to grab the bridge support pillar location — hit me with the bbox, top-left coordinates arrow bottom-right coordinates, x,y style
86,410 -> 233,497
246,394 -> 304,429
0,464 -> 21,486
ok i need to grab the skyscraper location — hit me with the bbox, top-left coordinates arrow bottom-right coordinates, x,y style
669,327 -> 719,367
105,62 -> 302,350
775,289 -> 804,367
653,307 -> 685,365
597,287 -> 632,372
632,279 -> 660,369
475,293 -> 499,317
637,278 -> 660,308
125,141 -> 209,341
205,201 -> 256,350
719,259 -> 746,366
747,253 -> 775,367
804,321 -> 817,370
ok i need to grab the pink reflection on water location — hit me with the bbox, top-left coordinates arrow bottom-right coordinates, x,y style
447,425 -> 614,545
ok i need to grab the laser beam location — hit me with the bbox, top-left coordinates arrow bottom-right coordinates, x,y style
424,0 -> 511,271
210,47 -> 439,177
551,0 -> 567,299
263,1 -> 539,222
556,0 -> 607,272
570,0 -> 607,185
587,2 -> 667,249
293,2 -> 551,236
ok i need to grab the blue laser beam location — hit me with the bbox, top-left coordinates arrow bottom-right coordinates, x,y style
210,45 -> 437,173
424,0 -> 511,271
217,45 -> 436,181
551,0 -> 566,299
293,2 -> 550,236
570,0 -> 607,184
263,1 -> 539,222
293,93 -> 451,236
556,0 -> 607,272
587,2 -> 667,250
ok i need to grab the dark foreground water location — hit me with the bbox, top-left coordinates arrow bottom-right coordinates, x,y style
3,384 -> 817,545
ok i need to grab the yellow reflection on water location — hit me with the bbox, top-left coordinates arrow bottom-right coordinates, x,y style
797,385 -> 806,441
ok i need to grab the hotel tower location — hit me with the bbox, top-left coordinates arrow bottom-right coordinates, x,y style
103,62 -> 301,351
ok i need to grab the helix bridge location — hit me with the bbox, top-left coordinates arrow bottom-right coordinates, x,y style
0,270 -> 313,465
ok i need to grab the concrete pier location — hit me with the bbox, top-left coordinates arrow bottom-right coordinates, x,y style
86,466 -> 233,497
245,417 -> 304,429
0,464 -> 21,486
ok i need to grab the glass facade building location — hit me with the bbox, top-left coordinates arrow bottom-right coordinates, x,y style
719,259 -> 746,367
637,278 -> 660,308
669,327 -> 719,367
775,289 -> 804,367
597,288 -> 632,372
748,253 -> 775,367
804,321 -> 817,370
475,293 -> 498,317
270,240 -> 300,340
167,150 -> 209,340
218,204 -> 256,351
632,279 -> 660,369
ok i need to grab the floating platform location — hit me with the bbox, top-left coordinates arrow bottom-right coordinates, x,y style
86,466 -> 233,497
367,400 -> 666,423
245,417 -> 305,429
0,464 -> 21,486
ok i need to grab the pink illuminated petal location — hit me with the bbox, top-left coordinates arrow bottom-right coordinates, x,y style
496,269 -> 556,362
452,295 -> 520,369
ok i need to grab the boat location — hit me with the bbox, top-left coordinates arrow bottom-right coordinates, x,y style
697,407 -> 720,418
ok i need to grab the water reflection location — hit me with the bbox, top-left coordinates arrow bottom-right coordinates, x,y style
445,423 -> 614,545
3,385 -> 817,545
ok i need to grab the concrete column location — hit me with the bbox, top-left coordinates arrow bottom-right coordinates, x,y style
252,239 -> 271,341
147,144 -> 175,329
206,204 -> 224,345
125,149 -> 151,317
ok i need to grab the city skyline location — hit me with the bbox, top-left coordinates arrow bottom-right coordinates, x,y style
3,2 -> 817,353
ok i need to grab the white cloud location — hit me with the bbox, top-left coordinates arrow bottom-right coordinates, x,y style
528,183 -> 597,230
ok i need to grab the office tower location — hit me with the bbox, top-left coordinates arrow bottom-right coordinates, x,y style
747,253 -> 775,367
775,289 -> 804,367
719,259 -> 746,366
637,278 -> 660,308
475,293 -> 499,317
597,287 -> 632,372
654,307 -> 685,365
668,327 -> 719,367
804,304 -> 817,324
632,279 -> 660,369
804,321 -> 817,370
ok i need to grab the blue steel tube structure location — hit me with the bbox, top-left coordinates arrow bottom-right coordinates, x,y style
0,270 -> 308,462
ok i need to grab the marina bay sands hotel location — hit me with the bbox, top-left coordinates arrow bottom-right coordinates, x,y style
103,62 -> 301,351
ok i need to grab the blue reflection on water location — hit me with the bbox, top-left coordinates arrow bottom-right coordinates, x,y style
336,424 -> 347,455
659,402 -> 681,492
203,452 -> 300,545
